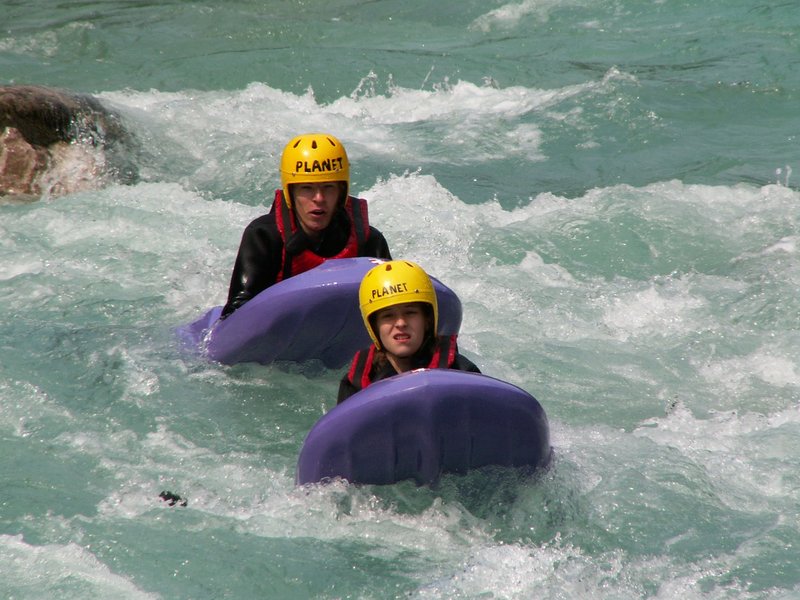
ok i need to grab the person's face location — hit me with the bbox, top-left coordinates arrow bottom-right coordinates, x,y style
376,302 -> 429,359
291,181 -> 342,238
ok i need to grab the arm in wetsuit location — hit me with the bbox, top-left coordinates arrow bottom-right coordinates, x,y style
221,211 -> 392,318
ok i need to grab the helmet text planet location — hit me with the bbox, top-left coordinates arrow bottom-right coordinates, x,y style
371,282 -> 409,300
293,157 -> 345,174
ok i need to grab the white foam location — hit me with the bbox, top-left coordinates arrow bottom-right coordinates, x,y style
762,236 -> 797,255
634,400 -> 800,509
0,257 -> 44,281
102,77 -> 603,172
699,345 -> 800,391
601,281 -> 707,342
0,22 -> 95,58
470,0 -> 580,32
0,379 -> 73,439
412,536 -> 763,599
0,534 -> 157,598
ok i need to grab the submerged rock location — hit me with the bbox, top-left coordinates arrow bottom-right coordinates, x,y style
0,84 -> 138,200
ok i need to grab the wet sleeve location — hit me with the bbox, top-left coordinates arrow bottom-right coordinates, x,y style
364,227 -> 392,260
221,217 -> 282,317
337,375 -> 359,404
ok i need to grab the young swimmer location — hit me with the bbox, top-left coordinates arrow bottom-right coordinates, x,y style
221,133 -> 392,318
337,260 -> 480,403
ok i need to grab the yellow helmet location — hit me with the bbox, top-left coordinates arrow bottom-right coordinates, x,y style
359,260 -> 438,349
279,132 -> 350,208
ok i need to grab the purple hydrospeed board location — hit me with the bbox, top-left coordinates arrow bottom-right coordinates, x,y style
176,258 -> 463,368
296,369 -> 552,486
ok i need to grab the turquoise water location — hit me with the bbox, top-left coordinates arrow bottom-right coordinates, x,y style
2,1 -> 799,598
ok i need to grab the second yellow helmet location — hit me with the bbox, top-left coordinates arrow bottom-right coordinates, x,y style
279,133 -> 350,208
358,260 -> 439,349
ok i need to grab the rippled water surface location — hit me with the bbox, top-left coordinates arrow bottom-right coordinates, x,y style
2,1 -> 799,598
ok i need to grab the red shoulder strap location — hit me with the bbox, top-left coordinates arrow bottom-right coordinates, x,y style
346,196 -> 371,247
428,335 -> 458,368
347,346 -> 377,390
272,190 -> 296,282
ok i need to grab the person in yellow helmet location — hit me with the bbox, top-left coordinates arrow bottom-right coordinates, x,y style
337,260 -> 480,404
221,133 -> 392,318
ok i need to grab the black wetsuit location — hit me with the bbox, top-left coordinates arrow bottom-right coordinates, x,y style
337,341 -> 480,404
221,203 -> 391,318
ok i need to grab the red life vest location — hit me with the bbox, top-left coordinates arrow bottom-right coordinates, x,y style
346,335 -> 459,391
272,190 -> 370,282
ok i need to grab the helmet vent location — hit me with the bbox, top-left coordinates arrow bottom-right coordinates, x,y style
311,140 -> 318,149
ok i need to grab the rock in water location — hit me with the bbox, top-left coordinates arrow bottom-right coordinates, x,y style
0,84 -> 138,200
